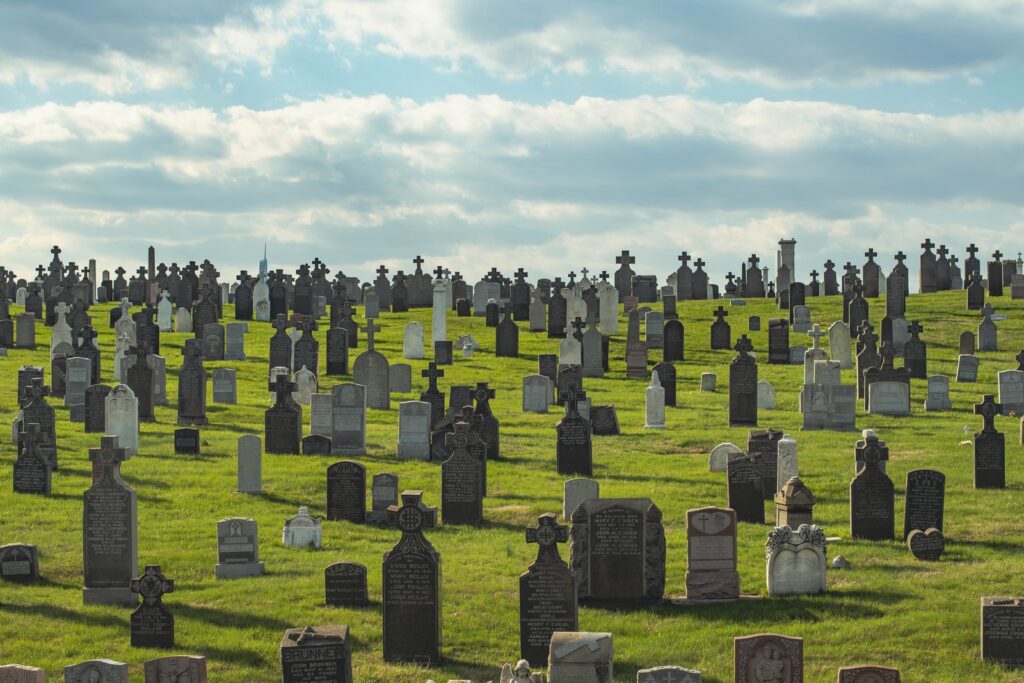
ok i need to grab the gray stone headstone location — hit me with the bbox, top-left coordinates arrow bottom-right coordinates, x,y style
237,435 -> 262,493
310,393 -> 332,437
523,374 -> 552,413
389,363 -> 412,393
212,368 -> 237,404
637,666 -> 702,683
331,384 -> 366,455
397,401 -> 431,461
225,322 -> 246,361
563,478 -> 599,519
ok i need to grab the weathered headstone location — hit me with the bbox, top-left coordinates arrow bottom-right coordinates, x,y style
850,432 -> 895,539
326,460 -> 366,523
766,524 -> 827,595
519,514 -> 578,667
733,633 -> 803,683
974,395 -> 1005,489
83,436 -> 138,606
280,626 -> 352,683
684,507 -> 740,600
331,383 -> 366,456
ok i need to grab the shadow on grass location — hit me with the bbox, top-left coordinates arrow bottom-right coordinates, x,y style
175,602 -> 294,632
0,601 -> 128,628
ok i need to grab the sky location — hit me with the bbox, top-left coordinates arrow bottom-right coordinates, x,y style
1,0 -> 1023,285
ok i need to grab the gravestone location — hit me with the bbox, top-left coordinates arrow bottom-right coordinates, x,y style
143,656 -> 208,683
237,435 -> 263,493
637,667 -> 701,683
520,514 -> 578,667
766,524 -> 827,595
177,339 -> 208,426
280,626 -> 352,683
548,632 -> 613,683
684,507 -> 740,600
331,383 -> 366,456
202,323 -> 224,361
710,306 -> 731,350
473,382 -> 501,459
225,322 -> 246,361
366,472 -> 399,525
728,452 -> 764,524
265,375 -> 301,454
645,311 -> 664,349
729,336 -> 757,426
982,597 -> 1024,668
302,434 -> 332,455
173,428 -> 200,454
403,321 -> 424,360
382,491 -> 442,665
747,429 -> 782,500
979,304 -> 997,351
645,371 -> 666,429
104,383 -> 138,455
0,545 -> 39,581
325,562 -> 368,607
775,476 -> 815,529
326,328 -> 349,375
828,320 -> 853,369
956,354 -> 980,382
309,393 -> 332,437
733,634 -> 803,683
837,667 -> 900,682
212,367 -> 236,404
13,424 -> 52,495
523,374 -> 552,413
850,433 -> 895,539
64,356 -> 91,415
903,469 -> 945,542
923,375 -> 952,411
557,387 -> 593,476
768,319 -> 790,364
569,498 -> 665,603
974,395 -> 1005,488
63,660 -> 129,682
389,363 -> 412,393
998,351 -> 1024,415
441,421 -> 485,525
397,400 -> 431,460
215,517 -> 265,578
590,405 -> 619,436
327,460 -> 366,523
282,506 -> 322,549
83,436 -> 138,606
653,362 -> 677,408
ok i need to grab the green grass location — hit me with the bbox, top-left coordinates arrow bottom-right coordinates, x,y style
1,290 -> 1023,682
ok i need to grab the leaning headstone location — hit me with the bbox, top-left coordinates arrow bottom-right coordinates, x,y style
279,626 -> 352,683
215,518 -> 265,578
569,498 -> 665,603
766,524 -> 827,595
382,491 -> 441,664
956,354 -> 980,382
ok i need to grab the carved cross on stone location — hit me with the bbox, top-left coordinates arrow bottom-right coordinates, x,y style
860,433 -> 888,468
807,324 -> 825,347
376,265 -> 389,279
387,490 -> 437,537
734,335 -> 753,357
678,252 -> 691,267
975,395 -> 1002,433
865,248 -> 877,261
269,374 -> 297,404
131,564 -> 174,604
992,250 -> 1003,261
908,321 -> 923,339
422,361 -> 444,388
19,422 -> 45,461
714,305 -> 728,322
413,255 -> 425,273
921,238 -> 935,252
474,381 -> 496,408
616,250 -> 635,266
526,513 -> 569,564
694,257 -> 706,271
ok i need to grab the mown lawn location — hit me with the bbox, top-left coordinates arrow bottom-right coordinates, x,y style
1,289 -> 1023,682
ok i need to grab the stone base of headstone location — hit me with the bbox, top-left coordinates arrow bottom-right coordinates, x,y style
215,560 -> 265,579
83,587 -> 138,607
662,594 -> 762,607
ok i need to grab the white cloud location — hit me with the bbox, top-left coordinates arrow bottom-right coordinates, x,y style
0,93 -> 1021,281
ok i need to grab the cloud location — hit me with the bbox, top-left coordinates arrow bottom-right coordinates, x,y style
1,1 -> 1023,93
0,93 -> 1021,281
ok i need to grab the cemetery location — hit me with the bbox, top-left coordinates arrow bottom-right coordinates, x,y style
1,242 -> 1024,682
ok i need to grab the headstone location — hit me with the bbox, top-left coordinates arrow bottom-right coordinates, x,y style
215,517 -> 265,578
569,498 -> 665,603
83,436 -> 138,606
959,331 -> 975,355
265,375 -> 302,454
768,319 -> 790,364
177,339 -> 207,426
956,354 -> 980,382
212,368 -> 236,404
729,336 -> 757,426
105,384 -> 139,456
547,632 -> 613,683
637,667 -> 702,683
684,507 -> 740,600
382,491 -> 441,664
923,375 -> 952,411
0,664 -> 44,682
766,524 -> 827,595
366,472 -> 399,524
590,405 -> 619,436
850,433 -> 895,539
974,395 -> 1005,488
325,562 -> 368,607
13,424 -> 51,496
981,597 -> 1024,667
327,460 -> 366,523
282,506 -> 322,549
519,514 -> 578,667
828,320 -> 853,369
404,321 -> 425,359
523,375 -> 552,413
998,352 -> 1024,415
557,388 -> 593,476
280,626 -> 352,683
202,323 -> 225,361
397,400 -> 431,460
757,380 -> 776,410
173,428 -> 200,455
63,660 -> 129,682
326,328 -> 349,375
644,371 -> 666,429
237,435 -> 263,493
979,303 -> 997,351
225,322 -> 246,361
143,656 -> 208,683
733,634 -> 803,683
330,384 -> 366,456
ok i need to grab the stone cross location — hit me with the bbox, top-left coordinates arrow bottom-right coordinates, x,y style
526,513 -> 569,564
599,270 -> 609,282
570,317 -> 586,339
937,244 -> 949,258
413,255 -> 425,273
616,250 -> 635,266
90,435 -> 127,482
487,267 -> 502,281
182,338 -> 203,362
678,252 -> 691,268
807,324 -> 825,348
714,305 -> 728,322
908,321 -> 923,339
567,271 -> 577,283
865,248 -> 877,261
694,257 -> 706,271
376,265 -> 388,280
725,272 -> 735,286
861,433 -> 888,468
387,490 -> 437,537
311,257 -> 324,273
130,565 -> 174,605
269,374 -> 298,404
474,382 -> 496,407
894,252 -> 907,266
921,238 -> 935,252
136,266 -> 147,280
748,254 -> 760,268
444,420 -> 473,454
434,265 -> 445,280
809,270 -> 819,281
734,335 -> 753,356
421,362 -> 444,389
975,395 -> 1002,433
272,315 -> 289,335
967,244 -> 979,257
579,267 -> 589,280
362,321 -> 381,351
981,303 -> 994,320
35,265 -> 46,280
514,267 -> 529,283
824,259 -> 835,271
19,422 -> 44,460
992,250 -> 1003,261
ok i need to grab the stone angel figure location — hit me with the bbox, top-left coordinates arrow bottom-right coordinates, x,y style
500,659 -> 546,683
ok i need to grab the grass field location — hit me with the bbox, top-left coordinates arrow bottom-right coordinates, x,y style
1,290 -> 1023,682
